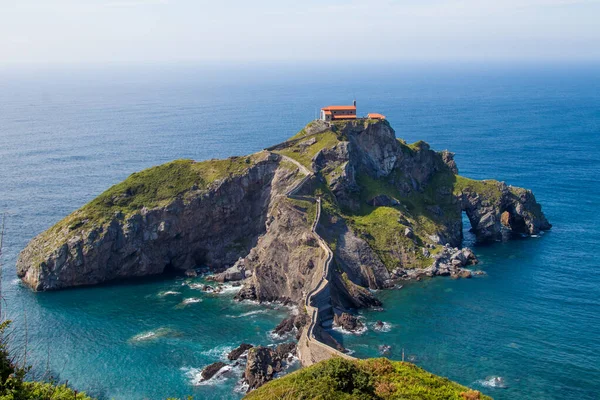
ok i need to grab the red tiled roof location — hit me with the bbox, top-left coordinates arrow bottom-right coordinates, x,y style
321,105 -> 356,111
367,113 -> 386,119
332,114 -> 357,120
323,110 -> 332,115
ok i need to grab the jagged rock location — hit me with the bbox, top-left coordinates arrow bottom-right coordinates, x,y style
228,343 -> 253,361
374,320 -> 385,330
273,313 -> 309,339
201,362 -> 227,381
184,269 -> 198,277
274,343 -> 296,360
404,227 -> 414,239
244,346 -> 282,391
458,181 -> 551,243
334,312 -> 364,332
207,262 -> 245,283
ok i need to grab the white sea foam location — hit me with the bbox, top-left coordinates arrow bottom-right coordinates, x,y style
332,325 -> 368,335
10,279 -> 21,286
187,282 -> 207,290
477,376 -> 507,389
372,321 -> 393,332
267,329 -> 293,342
200,345 -> 233,360
220,284 -> 243,294
129,327 -> 173,343
182,365 -> 233,386
176,297 -> 203,308
158,290 -> 181,297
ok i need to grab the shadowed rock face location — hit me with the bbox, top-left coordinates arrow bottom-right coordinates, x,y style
17,119 -> 550,298
17,153 -> 286,291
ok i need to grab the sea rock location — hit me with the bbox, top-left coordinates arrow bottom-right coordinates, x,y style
334,312 -> 364,332
274,343 -> 296,360
201,362 -> 227,381
228,343 -> 253,361
244,346 -> 282,391
207,262 -> 246,283
273,313 -> 310,339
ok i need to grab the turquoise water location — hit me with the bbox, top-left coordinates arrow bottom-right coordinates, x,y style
0,64 -> 599,399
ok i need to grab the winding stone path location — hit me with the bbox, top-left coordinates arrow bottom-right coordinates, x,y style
278,153 -> 355,366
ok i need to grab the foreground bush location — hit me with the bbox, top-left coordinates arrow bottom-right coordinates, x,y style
244,357 -> 492,400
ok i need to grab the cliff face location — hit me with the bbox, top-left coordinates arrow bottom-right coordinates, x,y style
17,152 -> 296,290
17,119 -> 550,297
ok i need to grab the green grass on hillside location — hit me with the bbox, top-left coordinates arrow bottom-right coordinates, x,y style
276,130 -> 341,168
244,357 -> 491,400
29,154 -> 267,264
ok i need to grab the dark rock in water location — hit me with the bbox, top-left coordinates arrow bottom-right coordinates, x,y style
334,312 -> 364,332
274,342 -> 296,360
273,313 -> 310,339
228,343 -> 253,361
201,361 -> 227,381
379,344 -> 392,355
374,320 -> 385,330
244,346 -> 282,391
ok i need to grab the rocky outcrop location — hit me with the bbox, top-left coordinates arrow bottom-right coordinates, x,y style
244,346 -> 283,391
17,119 -> 550,308
228,343 -> 253,361
334,312 -> 364,332
201,362 -> 227,381
458,182 -> 552,242
17,153 -> 288,291
273,313 -> 310,339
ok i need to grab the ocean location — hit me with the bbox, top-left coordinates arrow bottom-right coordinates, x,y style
0,63 -> 598,399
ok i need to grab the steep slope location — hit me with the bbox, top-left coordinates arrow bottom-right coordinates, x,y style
243,357 -> 492,400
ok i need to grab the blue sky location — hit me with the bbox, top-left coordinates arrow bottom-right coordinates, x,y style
1,0 -> 599,65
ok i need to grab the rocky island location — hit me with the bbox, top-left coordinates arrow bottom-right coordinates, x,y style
17,119 -> 550,396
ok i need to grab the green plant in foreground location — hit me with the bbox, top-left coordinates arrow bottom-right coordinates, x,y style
0,321 -> 92,400
244,357 -> 492,400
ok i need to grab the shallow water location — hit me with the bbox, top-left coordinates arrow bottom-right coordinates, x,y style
1,63 -> 599,399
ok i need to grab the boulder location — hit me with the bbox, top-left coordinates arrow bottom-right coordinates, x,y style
228,343 -> 253,361
274,343 -> 296,360
201,362 -> 227,381
334,312 -> 364,332
244,346 -> 282,391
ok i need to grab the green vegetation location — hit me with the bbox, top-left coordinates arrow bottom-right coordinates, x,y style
287,198 -> 317,228
453,176 -> 503,203
276,130 -> 341,168
40,154 -> 264,244
0,321 -> 93,400
244,357 -> 491,400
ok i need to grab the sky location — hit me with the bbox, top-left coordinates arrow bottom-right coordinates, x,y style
1,0 -> 599,66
